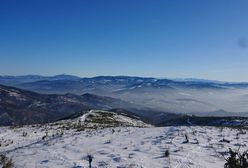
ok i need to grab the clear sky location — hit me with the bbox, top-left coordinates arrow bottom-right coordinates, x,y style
0,0 -> 248,81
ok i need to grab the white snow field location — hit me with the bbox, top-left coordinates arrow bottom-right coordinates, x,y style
0,112 -> 248,168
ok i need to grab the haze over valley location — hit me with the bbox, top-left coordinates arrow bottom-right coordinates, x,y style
1,75 -> 248,119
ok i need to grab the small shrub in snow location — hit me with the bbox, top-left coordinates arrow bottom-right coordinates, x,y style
224,148 -> 248,168
22,132 -> 28,137
164,149 -> 170,157
182,134 -> 189,144
104,139 -> 111,144
220,138 -> 231,143
87,155 -> 93,168
42,135 -> 47,140
237,129 -> 246,136
192,130 -> 197,136
0,154 -> 14,168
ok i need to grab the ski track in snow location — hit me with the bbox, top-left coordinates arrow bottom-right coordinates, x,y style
0,126 -> 247,168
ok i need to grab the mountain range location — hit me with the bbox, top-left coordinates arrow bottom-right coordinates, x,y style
1,84 -> 248,127
1,75 -> 248,126
0,84 -> 144,126
1,75 -> 248,114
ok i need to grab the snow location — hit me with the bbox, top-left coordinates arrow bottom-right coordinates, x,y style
0,88 -> 26,101
0,124 -> 248,167
80,110 -> 94,122
77,110 -> 149,128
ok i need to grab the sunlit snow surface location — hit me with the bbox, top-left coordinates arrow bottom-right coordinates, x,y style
1,125 -> 248,168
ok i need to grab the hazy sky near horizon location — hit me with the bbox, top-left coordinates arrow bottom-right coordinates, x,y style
0,0 -> 248,81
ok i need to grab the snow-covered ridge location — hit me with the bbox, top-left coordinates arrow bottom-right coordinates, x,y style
69,109 -> 151,129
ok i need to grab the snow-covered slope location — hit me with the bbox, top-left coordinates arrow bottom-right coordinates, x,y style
62,110 -> 151,129
1,123 -> 248,167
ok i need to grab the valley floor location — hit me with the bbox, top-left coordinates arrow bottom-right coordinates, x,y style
1,125 -> 247,168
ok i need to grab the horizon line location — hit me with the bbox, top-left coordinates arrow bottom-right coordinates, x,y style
0,73 -> 247,83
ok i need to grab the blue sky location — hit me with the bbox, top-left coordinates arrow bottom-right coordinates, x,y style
0,0 -> 248,81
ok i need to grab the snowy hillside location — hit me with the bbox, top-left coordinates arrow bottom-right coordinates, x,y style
62,110 -> 151,129
1,116 -> 248,168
